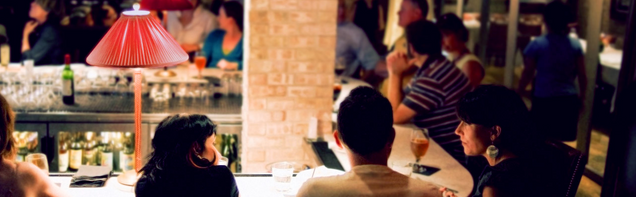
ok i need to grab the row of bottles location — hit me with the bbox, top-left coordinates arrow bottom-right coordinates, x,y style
58,131 -> 134,172
13,131 -> 39,162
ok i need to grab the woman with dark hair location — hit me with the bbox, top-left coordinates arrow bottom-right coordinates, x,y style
437,13 -> 484,88
201,1 -> 243,70
441,85 -> 542,197
22,0 -> 64,65
166,0 -> 217,53
135,114 -> 239,197
0,94 -> 68,197
518,0 -> 586,141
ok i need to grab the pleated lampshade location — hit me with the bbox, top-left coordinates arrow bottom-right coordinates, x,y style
86,8 -> 189,68
140,0 -> 194,10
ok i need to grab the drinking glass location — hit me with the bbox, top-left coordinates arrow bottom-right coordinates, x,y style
26,153 -> 49,175
410,128 -> 430,164
217,156 -> 229,166
272,162 -> 294,192
194,52 -> 207,79
334,57 -> 346,82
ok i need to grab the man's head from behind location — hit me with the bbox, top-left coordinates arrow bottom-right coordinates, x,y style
336,87 -> 395,157
398,0 -> 428,27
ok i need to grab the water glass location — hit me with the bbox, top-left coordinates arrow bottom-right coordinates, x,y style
26,153 -> 49,175
217,156 -> 229,166
272,162 -> 294,192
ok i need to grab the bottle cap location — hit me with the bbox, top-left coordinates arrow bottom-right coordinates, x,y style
65,54 -> 70,65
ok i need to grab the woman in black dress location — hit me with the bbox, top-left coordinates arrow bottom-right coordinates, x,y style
443,85 -> 543,197
135,114 -> 239,197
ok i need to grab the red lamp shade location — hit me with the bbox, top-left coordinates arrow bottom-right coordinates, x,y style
140,0 -> 194,10
86,10 -> 189,68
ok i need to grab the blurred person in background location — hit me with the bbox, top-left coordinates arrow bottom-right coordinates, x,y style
0,94 -> 68,197
518,0 -> 586,141
443,85 -> 543,197
166,0 -> 217,54
201,1 -> 243,70
135,114 -> 239,197
297,87 -> 439,197
351,0 -> 387,55
378,0 -> 428,96
22,0 -> 64,65
387,20 -> 471,163
91,4 -> 118,27
437,13 -> 484,88
335,0 -> 381,79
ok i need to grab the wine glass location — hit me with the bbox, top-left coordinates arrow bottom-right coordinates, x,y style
194,52 -> 207,79
334,57 -> 346,83
410,128 -> 430,164
25,153 -> 49,175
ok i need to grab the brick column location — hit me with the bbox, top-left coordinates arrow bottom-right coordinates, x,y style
243,0 -> 337,173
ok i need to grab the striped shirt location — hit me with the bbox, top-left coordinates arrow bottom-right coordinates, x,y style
402,55 -> 472,162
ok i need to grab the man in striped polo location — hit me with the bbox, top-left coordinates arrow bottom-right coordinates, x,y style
386,20 -> 472,163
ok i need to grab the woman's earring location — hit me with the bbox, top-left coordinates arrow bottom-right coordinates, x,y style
486,144 -> 499,159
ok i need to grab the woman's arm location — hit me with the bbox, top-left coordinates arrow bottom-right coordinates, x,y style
482,186 -> 500,197
518,56 -> 537,94
462,60 -> 484,88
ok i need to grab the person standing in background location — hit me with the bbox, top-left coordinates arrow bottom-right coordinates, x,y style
21,0 -> 64,66
378,0 -> 428,96
518,1 -> 586,141
437,13 -> 484,88
166,0 -> 218,54
201,1 -> 243,70
336,0 -> 381,79
352,0 -> 387,55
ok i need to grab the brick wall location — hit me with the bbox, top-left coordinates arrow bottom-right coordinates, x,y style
243,0 -> 337,173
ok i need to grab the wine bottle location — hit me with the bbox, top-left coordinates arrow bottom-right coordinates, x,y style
69,138 -> 83,172
62,54 -> 74,105
83,140 -> 96,165
101,140 -> 114,167
58,141 -> 69,172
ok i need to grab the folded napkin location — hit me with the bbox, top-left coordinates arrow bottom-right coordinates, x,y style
70,165 -> 113,188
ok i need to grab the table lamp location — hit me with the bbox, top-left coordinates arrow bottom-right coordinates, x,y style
86,3 -> 189,186
139,0 -> 194,77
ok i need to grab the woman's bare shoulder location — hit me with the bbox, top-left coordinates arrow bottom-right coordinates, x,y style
16,162 -> 69,197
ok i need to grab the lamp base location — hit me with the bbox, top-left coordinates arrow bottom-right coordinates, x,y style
117,170 -> 141,186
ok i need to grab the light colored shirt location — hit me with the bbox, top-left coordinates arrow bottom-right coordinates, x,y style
523,34 -> 583,98
337,22 -> 380,77
297,165 -> 439,197
166,6 -> 217,47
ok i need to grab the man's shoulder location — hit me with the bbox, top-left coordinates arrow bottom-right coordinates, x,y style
338,22 -> 365,35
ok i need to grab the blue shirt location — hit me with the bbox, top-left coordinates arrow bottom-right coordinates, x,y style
523,34 -> 583,98
202,30 -> 243,70
336,22 -> 380,77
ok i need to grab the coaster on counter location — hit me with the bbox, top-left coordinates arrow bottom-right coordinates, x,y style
70,165 -> 113,188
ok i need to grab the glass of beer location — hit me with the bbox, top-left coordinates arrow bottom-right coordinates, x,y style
26,153 -> 49,175
194,52 -> 207,79
410,128 -> 430,164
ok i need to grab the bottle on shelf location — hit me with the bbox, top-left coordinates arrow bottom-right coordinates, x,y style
119,143 -> 135,171
83,140 -> 97,165
58,141 -> 69,172
69,136 -> 83,172
62,54 -> 75,105
101,140 -> 114,167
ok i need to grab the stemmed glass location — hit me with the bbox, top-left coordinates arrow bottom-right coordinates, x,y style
26,153 -> 49,175
410,128 -> 430,164
194,52 -> 207,79
334,57 -> 346,83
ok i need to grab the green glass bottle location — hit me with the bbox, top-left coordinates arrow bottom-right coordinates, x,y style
62,54 -> 74,105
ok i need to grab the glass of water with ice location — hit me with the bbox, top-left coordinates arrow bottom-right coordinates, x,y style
272,162 -> 294,192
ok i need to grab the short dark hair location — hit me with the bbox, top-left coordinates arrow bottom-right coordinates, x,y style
337,87 -> 393,155
220,1 -> 244,32
406,0 -> 429,18
406,20 -> 442,56
437,13 -> 469,42
543,0 -> 573,35
456,85 -> 535,156
140,114 -> 217,182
